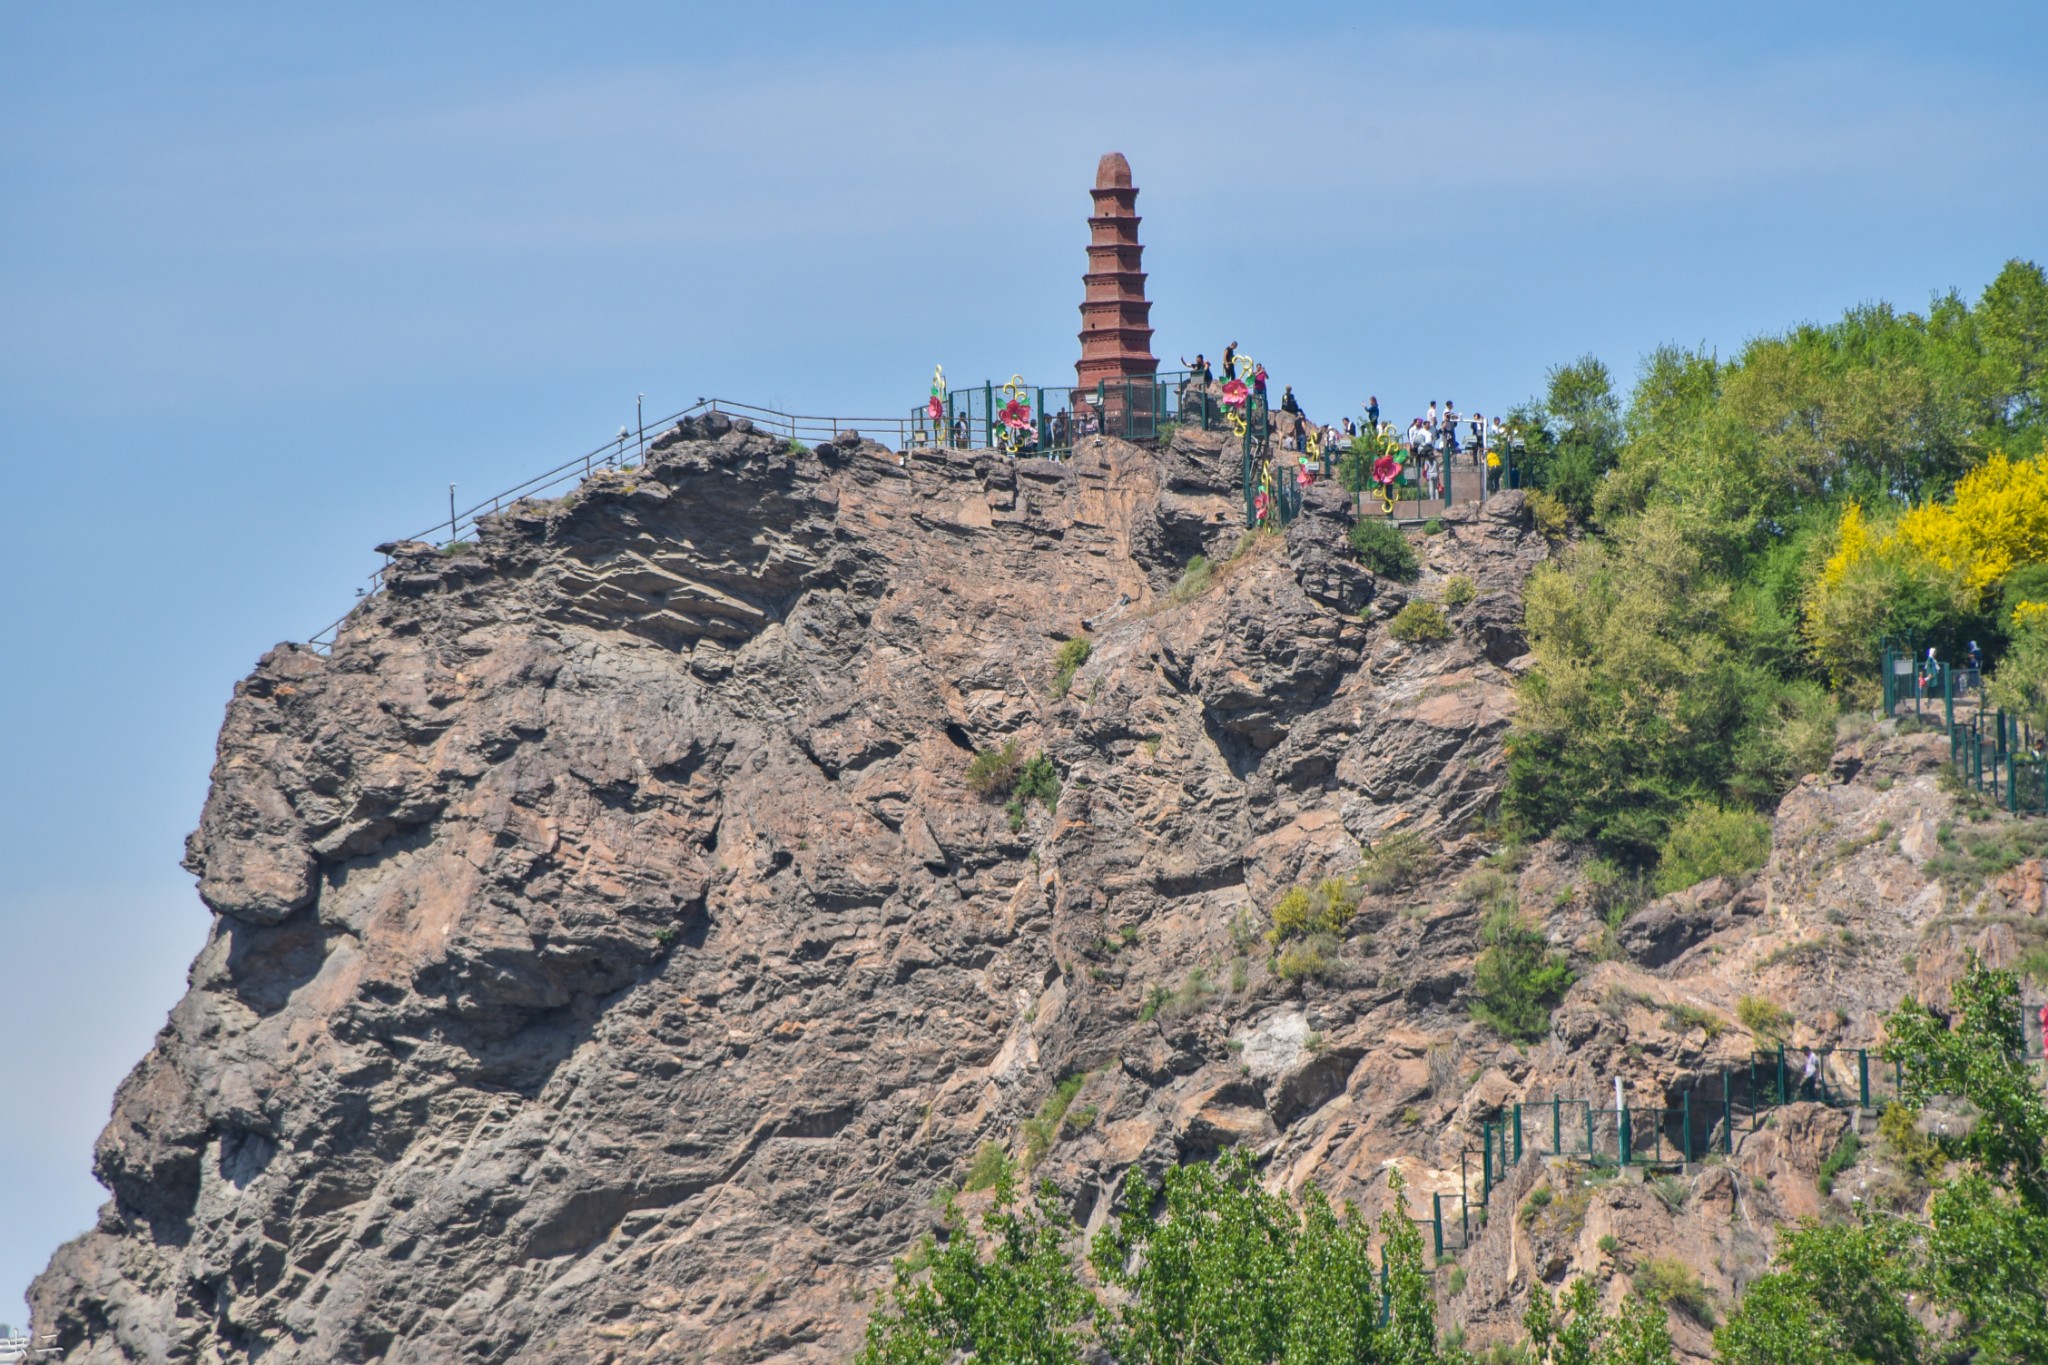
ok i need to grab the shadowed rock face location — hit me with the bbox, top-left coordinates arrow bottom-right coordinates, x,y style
30,419 -> 1548,1363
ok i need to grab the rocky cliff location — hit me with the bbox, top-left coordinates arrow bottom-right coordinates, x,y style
36,417 -> 2027,1364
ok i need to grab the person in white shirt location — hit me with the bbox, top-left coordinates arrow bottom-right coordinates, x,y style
1425,401 -> 1438,431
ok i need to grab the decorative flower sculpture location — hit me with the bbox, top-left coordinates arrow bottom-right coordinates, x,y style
994,375 -> 1036,456
1296,464 -> 1313,488
1486,451 -> 1501,468
1372,454 -> 1401,485
1220,379 -> 1250,408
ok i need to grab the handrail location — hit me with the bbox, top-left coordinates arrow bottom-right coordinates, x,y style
303,396 -> 912,652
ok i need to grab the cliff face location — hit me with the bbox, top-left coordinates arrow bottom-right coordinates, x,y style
32,421 -> 1543,1362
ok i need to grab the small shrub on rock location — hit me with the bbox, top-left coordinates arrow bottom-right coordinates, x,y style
1470,903 -> 1576,1042
1388,601 -> 1452,644
966,740 -> 1023,797
1633,1257 -> 1716,1326
960,1142 -> 1013,1192
1274,932 -> 1342,982
1171,555 -> 1213,603
1050,637 -> 1092,699
1526,488 -> 1571,538
1361,832 -> 1438,892
1348,517 -> 1419,581
1735,994 -> 1794,1041
1266,878 -> 1358,944
1443,573 -> 1477,608
1654,801 -> 1771,894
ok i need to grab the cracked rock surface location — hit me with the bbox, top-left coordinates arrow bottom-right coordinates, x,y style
32,419 -> 1551,1363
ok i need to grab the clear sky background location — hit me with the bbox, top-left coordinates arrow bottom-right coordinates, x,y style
2,0 -> 2044,1322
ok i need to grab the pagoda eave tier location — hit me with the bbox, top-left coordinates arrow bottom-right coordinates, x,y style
1078,329 -> 1156,351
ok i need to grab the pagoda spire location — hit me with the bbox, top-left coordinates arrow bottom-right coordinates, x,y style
1075,152 -> 1158,392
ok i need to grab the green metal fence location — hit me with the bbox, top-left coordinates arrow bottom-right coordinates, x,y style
1878,641 -> 2048,813
908,371 -> 1217,457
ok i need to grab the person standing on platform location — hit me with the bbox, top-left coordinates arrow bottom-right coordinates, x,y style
1365,395 -> 1380,433
1221,342 -> 1239,381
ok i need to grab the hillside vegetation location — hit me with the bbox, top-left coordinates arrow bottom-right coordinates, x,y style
1504,259 -> 2048,872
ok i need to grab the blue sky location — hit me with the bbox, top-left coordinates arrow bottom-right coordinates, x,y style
2,0 -> 2044,1320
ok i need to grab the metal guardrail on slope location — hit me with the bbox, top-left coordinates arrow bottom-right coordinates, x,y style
302,397 -> 913,652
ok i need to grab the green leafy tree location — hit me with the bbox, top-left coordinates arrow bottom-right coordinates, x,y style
1090,1149 -> 1445,1365
1713,1217 -> 1923,1365
1717,963 -> 2048,1364
1469,902 -> 1575,1042
857,1170 -> 1093,1365
1523,1278 -> 1674,1365
1511,356 -> 1623,520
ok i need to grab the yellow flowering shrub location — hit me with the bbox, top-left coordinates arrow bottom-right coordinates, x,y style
1804,449 -> 2048,683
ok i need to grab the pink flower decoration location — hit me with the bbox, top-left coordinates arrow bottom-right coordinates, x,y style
1220,379 -> 1250,408
927,396 -> 944,421
1296,465 -> 1313,488
999,399 -> 1033,431
1372,455 -> 1401,485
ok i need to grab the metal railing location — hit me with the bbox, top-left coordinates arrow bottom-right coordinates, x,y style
303,396 -> 912,652
909,371 -> 1216,458
1877,643 -> 2048,812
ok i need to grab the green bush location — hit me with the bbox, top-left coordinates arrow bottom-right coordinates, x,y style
1525,488 -> 1571,538
1443,573 -> 1477,607
1348,517 -> 1419,581
1422,517 -> 1446,535
1816,1130 -> 1860,1195
1014,753 -> 1060,812
960,1141 -> 1013,1192
1654,801 -> 1771,894
1360,831 -> 1438,892
1267,878 -> 1357,944
1021,1073 -> 1087,1167
1138,968 -> 1216,1021
1049,637 -> 1092,699
1736,993 -> 1793,1041
1469,903 -> 1576,1041
1634,1256 -> 1717,1326
1388,601 -> 1452,644
1274,932 -> 1342,982
1170,554 -> 1213,603
966,740 -> 1023,797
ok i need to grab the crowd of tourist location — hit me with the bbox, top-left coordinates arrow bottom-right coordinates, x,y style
923,351 -> 1531,502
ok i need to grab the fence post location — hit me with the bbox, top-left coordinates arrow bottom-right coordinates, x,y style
1433,1193 -> 1444,1260
1585,1102 -> 1595,1158
1777,1046 -> 1788,1108
1945,662 -> 1954,732
1620,1107 -> 1632,1165
1859,1050 -> 1870,1108
1553,1097 -> 1561,1154
1683,1090 -> 1693,1163
1513,1105 -> 1523,1163
1482,1121 -> 1494,1201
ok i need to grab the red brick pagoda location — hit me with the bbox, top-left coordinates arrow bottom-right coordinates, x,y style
1075,152 -> 1158,393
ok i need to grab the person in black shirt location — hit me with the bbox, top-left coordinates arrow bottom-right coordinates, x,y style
1281,385 -> 1301,416
1365,395 -> 1379,432
1181,353 -> 1213,385
1221,342 -> 1238,381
